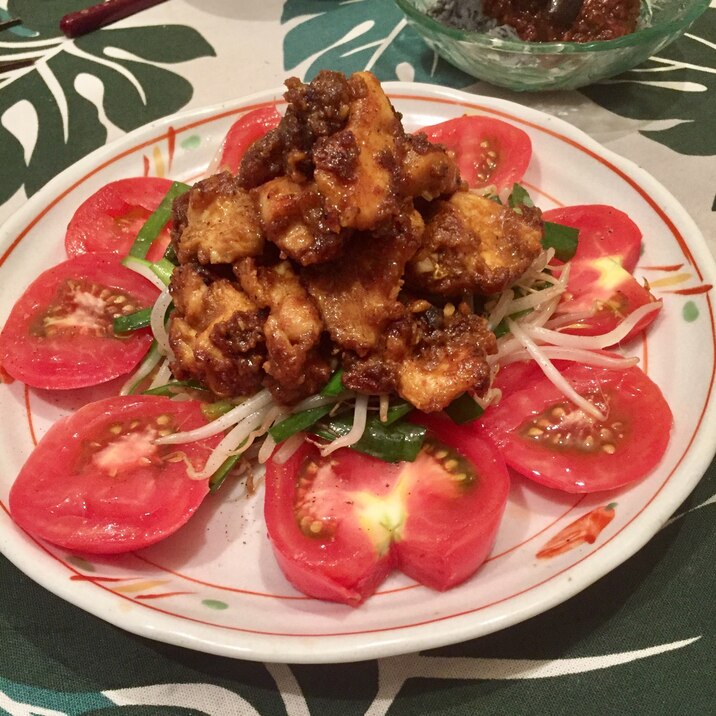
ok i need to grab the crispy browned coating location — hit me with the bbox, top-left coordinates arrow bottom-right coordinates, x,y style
238,71 -> 353,189
252,177 -> 345,266
172,172 -> 264,265
343,303 -> 497,412
406,191 -> 543,296
168,71 -> 538,411
168,265 -> 266,397
400,132 -> 462,201
303,210 -> 423,356
235,258 -> 331,403
397,309 -> 496,412
314,72 -> 404,231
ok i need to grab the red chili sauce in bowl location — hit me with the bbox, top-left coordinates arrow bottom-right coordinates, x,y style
484,0 -> 640,41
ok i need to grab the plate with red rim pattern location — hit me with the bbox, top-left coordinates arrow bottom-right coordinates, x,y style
0,82 -> 715,663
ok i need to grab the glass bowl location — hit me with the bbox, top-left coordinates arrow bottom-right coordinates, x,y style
394,0 -> 710,91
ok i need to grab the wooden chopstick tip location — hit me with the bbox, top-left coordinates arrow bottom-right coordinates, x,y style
60,0 -> 169,39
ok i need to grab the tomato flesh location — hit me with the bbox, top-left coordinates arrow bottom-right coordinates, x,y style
556,255 -> 661,342
0,253 -> 158,389
419,115 -> 532,191
65,177 -> 174,261
212,106 -> 282,175
478,361 -> 672,493
543,205 -> 642,273
265,417 -> 509,605
9,396 -> 221,553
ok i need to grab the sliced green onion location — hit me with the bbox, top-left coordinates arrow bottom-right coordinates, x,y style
128,181 -> 190,260
508,183 -> 534,210
321,368 -> 345,396
113,306 -> 152,334
120,340 -> 161,395
152,257 -> 176,286
380,401 -> 412,426
543,221 -> 579,262
493,308 -> 532,338
269,405 -> 332,443
142,380 -> 208,397
121,255 -> 174,289
122,255 -> 176,287
444,393 -> 484,424
209,454 -> 241,493
201,400 -> 237,422
312,412 -> 425,463
163,242 -> 178,265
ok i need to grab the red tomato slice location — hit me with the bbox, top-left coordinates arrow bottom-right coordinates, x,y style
478,361 -> 672,493
65,177 -> 175,262
0,253 -> 158,389
556,256 -> 661,342
9,396 -> 220,553
264,418 -> 509,605
543,205 -> 642,273
211,106 -> 282,175
419,115 -> 532,191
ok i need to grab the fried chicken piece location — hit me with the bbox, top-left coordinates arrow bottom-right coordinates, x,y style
235,259 -> 331,403
406,191 -> 543,296
314,71 -> 404,231
172,172 -> 264,265
343,302 -> 497,412
238,71 -> 353,189
252,177 -> 345,266
400,132 -> 462,201
397,308 -> 496,412
303,209 -> 423,356
168,264 -> 266,397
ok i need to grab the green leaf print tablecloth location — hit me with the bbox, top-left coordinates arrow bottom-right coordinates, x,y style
0,2 -> 714,714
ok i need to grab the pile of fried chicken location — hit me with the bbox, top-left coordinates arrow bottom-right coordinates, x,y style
168,71 -> 543,413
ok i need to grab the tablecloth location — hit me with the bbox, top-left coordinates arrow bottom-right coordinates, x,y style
0,1 -> 714,714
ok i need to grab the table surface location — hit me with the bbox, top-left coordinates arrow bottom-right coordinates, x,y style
0,2 -> 714,714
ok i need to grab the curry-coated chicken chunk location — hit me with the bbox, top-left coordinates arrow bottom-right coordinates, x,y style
303,209 -> 424,356
238,71 -> 354,190
235,258 -> 331,403
400,132 -> 462,201
343,302 -> 497,412
168,265 -> 266,397
406,191 -> 543,296
314,71 -> 405,231
172,171 -> 264,265
252,177 -> 345,266
167,70 -> 542,412
396,307 -> 496,412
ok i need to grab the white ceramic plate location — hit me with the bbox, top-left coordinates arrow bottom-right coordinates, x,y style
1,83 -> 715,664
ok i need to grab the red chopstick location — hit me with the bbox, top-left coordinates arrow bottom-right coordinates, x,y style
60,0 -> 168,38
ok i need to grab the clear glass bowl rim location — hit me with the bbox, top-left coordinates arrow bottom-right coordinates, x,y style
394,0 -> 711,54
